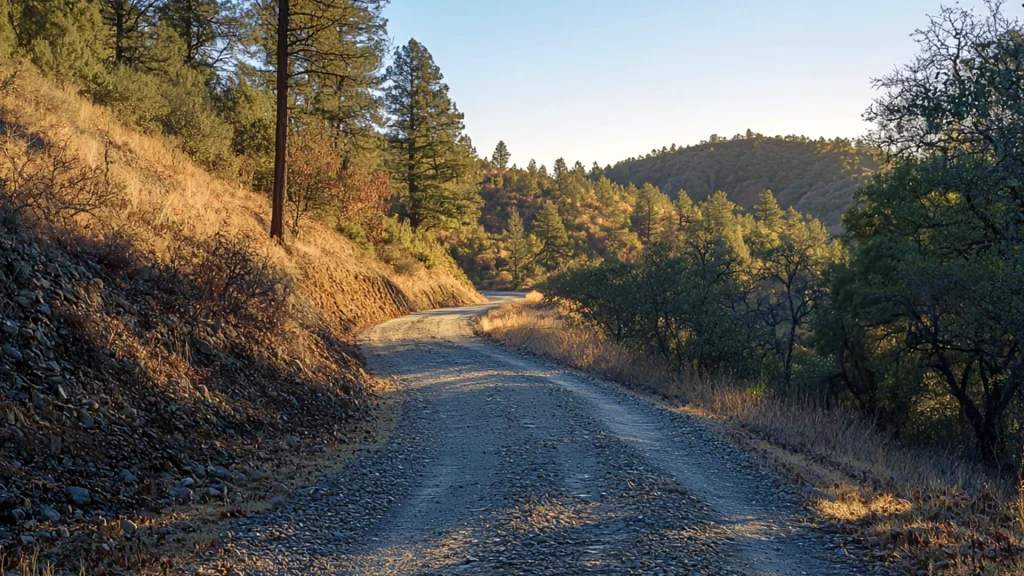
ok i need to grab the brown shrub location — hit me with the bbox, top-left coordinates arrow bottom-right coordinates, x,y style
0,124 -> 119,232
169,233 -> 291,329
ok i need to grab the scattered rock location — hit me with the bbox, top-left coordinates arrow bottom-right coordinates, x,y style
1,345 -> 23,362
168,487 -> 193,503
67,486 -> 90,506
40,507 -> 61,523
119,519 -> 137,536
77,408 -> 95,429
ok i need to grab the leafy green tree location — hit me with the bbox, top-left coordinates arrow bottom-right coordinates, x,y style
492,140 -> 510,170
753,189 -> 784,232
631,182 -> 672,244
826,3 -> 1024,463
8,0 -> 108,80
552,157 -> 567,181
753,209 -> 837,389
384,39 -> 479,231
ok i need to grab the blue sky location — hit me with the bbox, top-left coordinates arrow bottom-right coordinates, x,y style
384,0 -> 1021,169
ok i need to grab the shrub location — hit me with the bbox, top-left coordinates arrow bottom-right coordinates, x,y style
0,123 -> 119,232
169,233 -> 291,329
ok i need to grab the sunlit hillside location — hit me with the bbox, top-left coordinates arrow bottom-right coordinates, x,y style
604,134 -> 879,230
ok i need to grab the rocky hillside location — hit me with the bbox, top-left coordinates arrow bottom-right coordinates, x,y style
0,62 -> 481,571
604,135 -> 879,230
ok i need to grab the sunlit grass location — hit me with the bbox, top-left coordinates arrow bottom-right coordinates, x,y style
477,300 -> 1024,575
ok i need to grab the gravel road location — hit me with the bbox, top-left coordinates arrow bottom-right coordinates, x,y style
199,295 -> 869,575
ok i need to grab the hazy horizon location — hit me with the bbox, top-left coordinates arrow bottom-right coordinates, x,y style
385,0 -> 1023,169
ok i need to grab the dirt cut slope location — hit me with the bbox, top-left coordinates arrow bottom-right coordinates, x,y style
0,61 -> 482,572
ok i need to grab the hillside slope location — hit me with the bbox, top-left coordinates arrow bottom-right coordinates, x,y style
604,135 -> 878,229
0,62 -> 481,570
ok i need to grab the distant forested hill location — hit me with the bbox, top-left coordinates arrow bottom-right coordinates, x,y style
601,133 -> 879,230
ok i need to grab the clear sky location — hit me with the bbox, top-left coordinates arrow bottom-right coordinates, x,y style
384,0 -> 1022,170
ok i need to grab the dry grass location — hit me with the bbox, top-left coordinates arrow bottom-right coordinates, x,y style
0,60 -> 481,348
478,301 -> 1024,575
0,60 -> 482,572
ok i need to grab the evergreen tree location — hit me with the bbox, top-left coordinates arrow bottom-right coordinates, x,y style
9,0 -> 108,79
99,0 -> 161,65
553,157 -> 567,180
160,0 -> 241,71
675,190 -> 697,229
533,200 -> 570,271
492,140 -> 510,170
631,183 -> 672,244
502,206 -> 531,288
384,39 -> 478,231
527,159 -> 537,175
753,189 -> 784,231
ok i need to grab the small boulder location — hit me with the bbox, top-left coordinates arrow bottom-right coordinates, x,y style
119,519 -> 137,536
77,408 -> 95,429
67,486 -> 90,506
40,507 -> 60,523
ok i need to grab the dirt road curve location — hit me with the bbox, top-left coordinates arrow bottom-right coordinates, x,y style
204,295 -> 870,575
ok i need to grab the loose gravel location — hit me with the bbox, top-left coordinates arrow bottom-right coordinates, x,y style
191,296 -> 879,575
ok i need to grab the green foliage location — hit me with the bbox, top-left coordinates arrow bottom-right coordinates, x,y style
0,0 -> 17,57
532,200 -> 570,272
605,133 -> 878,230
500,206 -> 532,288
384,39 -> 480,232
9,0 -> 108,81
546,190 -> 841,385
491,140 -> 510,170
379,215 -> 464,276
816,3 -> 1024,464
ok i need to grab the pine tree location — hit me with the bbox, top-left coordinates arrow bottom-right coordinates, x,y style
631,183 -> 672,244
99,0 -> 161,65
675,190 -> 697,229
492,140 -> 510,170
502,206 -> 531,288
160,0 -> 241,71
533,200 -> 570,271
753,189 -> 784,232
527,159 -> 537,175
553,157 -> 568,180
384,39 -> 478,231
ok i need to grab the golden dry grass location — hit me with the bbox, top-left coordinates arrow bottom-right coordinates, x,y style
478,301 -> 1024,575
0,61 -> 482,342
0,61 -> 483,572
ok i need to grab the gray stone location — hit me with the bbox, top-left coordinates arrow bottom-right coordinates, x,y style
208,465 -> 231,480
67,486 -> 90,506
119,519 -> 137,535
2,345 -> 23,362
119,470 -> 138,484
40,507 -> 60,522
168,486 -> 193,502
77,408 -> 95,429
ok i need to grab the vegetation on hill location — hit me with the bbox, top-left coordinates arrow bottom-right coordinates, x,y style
0,50 -> 479,575
539,0 -> 1024,473
479,6 -> 1024,574
602,133 -> 879,230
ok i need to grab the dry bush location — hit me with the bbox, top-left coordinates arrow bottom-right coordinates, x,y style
478,300 -> 1024,575
0,122 -> 119,232
169,233 -> 291,329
